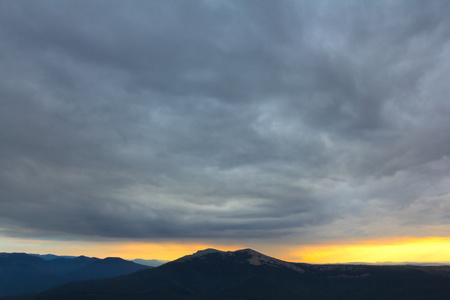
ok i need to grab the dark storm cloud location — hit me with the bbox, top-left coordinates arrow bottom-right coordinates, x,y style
1,0 -> 450,242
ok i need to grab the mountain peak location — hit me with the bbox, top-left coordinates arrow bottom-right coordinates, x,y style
173,248 -> 305,273
174,248 -> 223,263
193,248 -> 222,256
236,248 -> 263,256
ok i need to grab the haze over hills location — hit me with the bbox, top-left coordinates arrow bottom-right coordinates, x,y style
0,253 -> 147,298
131,258 -> 169,267
30,254 -> 78,260
12,248 -> 450,300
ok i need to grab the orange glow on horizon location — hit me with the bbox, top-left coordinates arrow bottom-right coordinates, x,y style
287,237 -> 450,264
0,237 -> 245,260
89,242 -> 245,260
2,236 -> 450,264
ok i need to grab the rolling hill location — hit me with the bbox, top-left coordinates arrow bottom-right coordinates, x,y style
0,253 -> 147,298
11,248 -> 450,300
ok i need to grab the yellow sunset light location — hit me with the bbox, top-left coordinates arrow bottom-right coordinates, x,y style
290,237 -> 450,264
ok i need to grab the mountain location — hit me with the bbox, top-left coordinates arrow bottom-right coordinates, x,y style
30,254 -> 77,261
11,248 -> 450,300
0,253 -> 147,298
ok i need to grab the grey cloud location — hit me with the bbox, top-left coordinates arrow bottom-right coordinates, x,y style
1,0 -> 450,242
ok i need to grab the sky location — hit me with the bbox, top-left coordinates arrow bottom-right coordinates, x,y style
1,0 -> 450,263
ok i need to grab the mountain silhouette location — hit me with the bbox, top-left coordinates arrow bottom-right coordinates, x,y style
0,253 -> 147,298
10,248 -> 450,300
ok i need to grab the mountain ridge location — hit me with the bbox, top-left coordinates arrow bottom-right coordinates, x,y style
7,248 -> 450,300
0,252 -> 147,298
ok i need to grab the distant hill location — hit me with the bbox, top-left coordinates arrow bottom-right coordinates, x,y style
131,258 -> 168,267
29,253 -> 168,266
30,254 -> 77,260
11,248 -> 450,300
0,253 -> 148,298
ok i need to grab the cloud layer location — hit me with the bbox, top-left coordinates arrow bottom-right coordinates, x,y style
1,0 -> 450,243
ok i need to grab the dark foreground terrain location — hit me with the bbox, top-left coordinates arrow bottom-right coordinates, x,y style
0,253 -> 147,298
7,248 -> 450,300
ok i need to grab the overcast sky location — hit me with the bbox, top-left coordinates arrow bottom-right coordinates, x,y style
1,0 -> 450,250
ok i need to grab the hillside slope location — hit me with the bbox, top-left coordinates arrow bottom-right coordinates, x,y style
12,248 -> 450,300
0,253 -> 147,298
